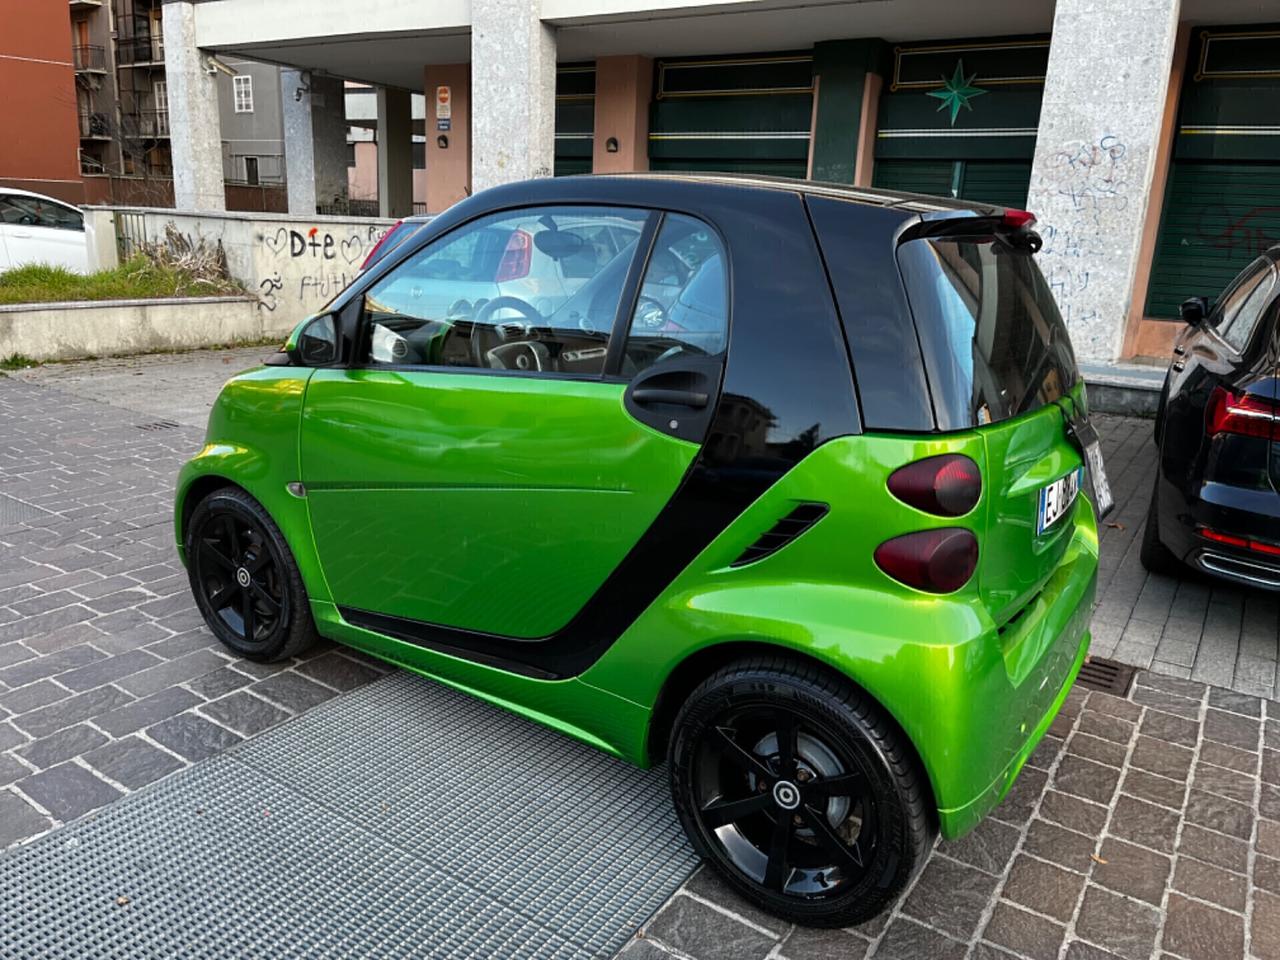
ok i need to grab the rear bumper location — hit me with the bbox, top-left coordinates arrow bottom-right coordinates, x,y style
1155,472 -> 1280,591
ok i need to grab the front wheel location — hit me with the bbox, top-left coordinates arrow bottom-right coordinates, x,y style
186,487 -> 318,662
668,656 -> 934,927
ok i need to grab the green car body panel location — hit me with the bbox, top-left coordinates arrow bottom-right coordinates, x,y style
178,368 -> 1096,840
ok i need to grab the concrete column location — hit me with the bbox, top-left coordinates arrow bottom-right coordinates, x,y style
281,70 -> 317,215
377,87 -> 414,218
424,64 -> 471,213
593,56 -> 651,174
471,0 -> 556,192
162,1 -> 225,211
1026,0 -> 1182,361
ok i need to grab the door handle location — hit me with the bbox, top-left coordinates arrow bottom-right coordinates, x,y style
1173,345 -> 1186,356
1172,361 -> 1185,372
631,387 -> 708,408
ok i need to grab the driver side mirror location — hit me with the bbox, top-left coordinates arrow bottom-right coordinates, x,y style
1179,296 -> 1209,326
268,313 -> 338,367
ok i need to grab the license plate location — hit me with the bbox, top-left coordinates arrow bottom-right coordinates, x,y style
1084,439 -> 1114,518
1038,467 -> 1083,535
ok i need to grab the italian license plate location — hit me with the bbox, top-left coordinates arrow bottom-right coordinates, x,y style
1084,439 -> 1114,519
1038,467 -> 1083,535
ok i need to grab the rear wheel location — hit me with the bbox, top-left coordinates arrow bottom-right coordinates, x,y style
186,487 -> 318,661
668,656 -> 934,927
1140,476 -> 1182,576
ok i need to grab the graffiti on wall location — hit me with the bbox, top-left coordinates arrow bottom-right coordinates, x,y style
257,222 -> 389,313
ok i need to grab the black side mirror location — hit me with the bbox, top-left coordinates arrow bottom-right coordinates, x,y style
281,313 -> 338,366
1179,296 -> 1209,326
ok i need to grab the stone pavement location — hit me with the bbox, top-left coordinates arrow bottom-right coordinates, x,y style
625,671 -> 1280,960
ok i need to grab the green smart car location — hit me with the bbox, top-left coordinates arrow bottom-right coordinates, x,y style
177,174 -> 1108,927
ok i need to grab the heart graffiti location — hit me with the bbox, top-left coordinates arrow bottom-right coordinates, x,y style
339,236 -> 364,265
263,226 -> 289,257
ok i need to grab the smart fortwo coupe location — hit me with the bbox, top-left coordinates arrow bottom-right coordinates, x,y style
177,174 -> 1108,927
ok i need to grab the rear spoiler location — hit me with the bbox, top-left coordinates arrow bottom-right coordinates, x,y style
899,208 -> 1043,253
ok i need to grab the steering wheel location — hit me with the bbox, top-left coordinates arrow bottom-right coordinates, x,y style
471,296 -> 545,368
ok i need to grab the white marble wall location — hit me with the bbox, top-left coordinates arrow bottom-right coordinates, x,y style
163,2 -> 227,212
470,0 -> 557,194
1027,0 -> 1182,362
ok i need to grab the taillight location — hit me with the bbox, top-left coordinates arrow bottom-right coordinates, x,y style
361,219 -> 403,270
495,229 -> 532,282
1207,386 -> 1277,440
874,528 -> 978,593
1002,209 -> 1037,229
1200,526 -> 1280,556
887,454 -> 981,517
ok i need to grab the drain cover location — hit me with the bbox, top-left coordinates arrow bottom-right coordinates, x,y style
135,420 -> 182,432
1077,656 -> 1136,697
0,493 -> 50,527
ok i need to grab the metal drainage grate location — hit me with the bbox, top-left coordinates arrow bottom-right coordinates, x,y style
1076,656 -> 1136,697
0,493 -> 51,527
135,420 -> 182,432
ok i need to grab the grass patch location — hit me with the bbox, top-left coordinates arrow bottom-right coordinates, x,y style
0,256 -> 245,306
1,354 -> 39,370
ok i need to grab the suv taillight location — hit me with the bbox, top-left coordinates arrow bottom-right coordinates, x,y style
874,529 -> 978,593
495,229 -> 532,282
1207,386 -> 1278,440
887,454 -> 981,516
361,219 -> 403,270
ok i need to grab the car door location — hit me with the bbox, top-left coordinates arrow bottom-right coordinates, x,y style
299,206 -> 730,642
0,194 -> 88,272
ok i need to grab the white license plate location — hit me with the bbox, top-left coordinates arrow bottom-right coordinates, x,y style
1084,440 -> 1114,518
1038,467 -> 1083,535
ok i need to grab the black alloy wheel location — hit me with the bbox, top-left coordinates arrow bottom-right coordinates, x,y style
186,487 -> 316,661
669,656 -> 934,927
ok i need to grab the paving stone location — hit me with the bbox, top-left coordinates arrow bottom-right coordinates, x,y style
1083,692 -> 1142,723
617,941 -> 671,959
16,762 -> 121,821
0,679 -> 69,715
1139,710 -> 1199,748
1131,684 -> 1200,719
1073,886 -> 1160,960
0,789 -> 51,846
1208,687 -> 1262,717
940,816 -> 1021,875
1054,756 -> 1121,804
902,854 -> 999,939
1255,890 -> 1280,960
143,630 -> 219,660
16,723 -> 109,770
1202,708 -> 1260,751
11,683 -> 134,739
982,902 -> 1064,960
1063,942 -> 1124,960
682,868 -> 784,937
874,918 -> 966,960
82,735 -> 183,790
970,943 -> 1020,960
1264,785 -> 1280,822
1257,855 -> 1280,897
146,712 -> 244,763
1038,790 -> 1108,837
1129,736 -> 1193,780
296,651 -> 385,692
1023,818 -> 1097,871
0,753 -> 30,786
250,672 -> 338,714
1162,893 -> 1244,960
1200,739 -> 1258,775
94,685 -> 202,737
777,926 -> 867,960
1069,733 -> 1128,768
1120,768 -> 1185,810
1108,794 -> 1180,853
1183,789 -> 1254,841
1259,819 -> 1280,859
183,665 -> 254,700
1076,710 -> 1135,744
1263,748 -> 1280,786
0,722 -> 27,753
642,896 -> 776,960
992,766 -> 1048,824
1091,838 -> 1170,906
1178,823 -> 1250,875
1171,856 -> 1247,912
1001,854 -> 1085,922
1191,759 -> 1255,805
114,648 -> 229,698
0,644 -> 105,689
198,691 -> 289,738
55,648 -> 164,692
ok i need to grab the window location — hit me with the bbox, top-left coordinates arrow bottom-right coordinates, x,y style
1218,260 -> 1277,353
622,214 -> 728,377
362,206 -> 647,375
244,156 -> 260,186
0,195 -> 84,232
412,141 -> 426,170
233,75 -> 254,114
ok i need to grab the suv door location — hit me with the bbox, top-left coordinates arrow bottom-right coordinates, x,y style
299,206 -> 730,641
0,194 -> 88,272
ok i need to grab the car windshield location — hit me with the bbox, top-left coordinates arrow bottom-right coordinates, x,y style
898,236 -> 1078,430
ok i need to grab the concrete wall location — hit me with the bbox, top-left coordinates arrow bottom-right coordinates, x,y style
0,297 -> 265,363
87,207 -> 396,327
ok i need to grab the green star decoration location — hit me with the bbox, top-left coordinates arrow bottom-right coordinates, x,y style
927,60 -> 987,125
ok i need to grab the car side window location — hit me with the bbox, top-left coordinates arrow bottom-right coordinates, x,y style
0,196 -> 83,231
622,214 -> 728,378
361,206 -> 646,376
1218,261 -> 1277,353
1209,256 -> 1268,331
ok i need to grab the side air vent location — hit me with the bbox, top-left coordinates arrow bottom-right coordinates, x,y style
730,503 -> 829,568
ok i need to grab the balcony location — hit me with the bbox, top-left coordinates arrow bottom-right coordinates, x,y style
72,44 -> 106,72
78,110 -> 112,139
69,0 -> 103,9
124,109 -> 170,139
116,36 -> 164,67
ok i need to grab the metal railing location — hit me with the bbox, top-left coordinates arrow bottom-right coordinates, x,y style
318,199 -> 382,218
72,44 -> 106,71
116,35 -> 163,65
124,109 -> 170,138
78,110 -> 111,138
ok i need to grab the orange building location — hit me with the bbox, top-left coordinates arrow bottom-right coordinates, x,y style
0,0 -> 85,203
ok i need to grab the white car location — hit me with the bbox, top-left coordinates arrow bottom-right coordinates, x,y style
0,188 -> 89,273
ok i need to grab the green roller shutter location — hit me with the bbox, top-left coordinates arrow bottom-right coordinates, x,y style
960,161 -> 1031,208
872,159 -> 954,196
872,159 -> 1030,208
555,65 -> 594,176
649,54 -> 813,177
1146,161 -> 1280,318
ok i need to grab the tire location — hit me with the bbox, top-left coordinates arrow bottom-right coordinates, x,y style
668,655 -> 934,927
1140,476 -> 1182,577
185,486 -> 318,662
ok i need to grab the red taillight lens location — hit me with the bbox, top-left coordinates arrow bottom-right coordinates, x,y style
1002,209 -> 1037,229
887,454 -> 982,517
1207,386 -> 1277,440
361,219 -> 403,270
874,528 -> 978,593
494,229 -> 533,282
1200,526 -> 1280,555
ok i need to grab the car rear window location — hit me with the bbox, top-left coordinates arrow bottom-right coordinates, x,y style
897,237 -> 1078,430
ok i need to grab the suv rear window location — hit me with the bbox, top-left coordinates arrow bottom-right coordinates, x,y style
898,237 -> 1078,430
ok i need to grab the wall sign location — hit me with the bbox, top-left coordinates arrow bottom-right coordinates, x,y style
436,86 -> 452,120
